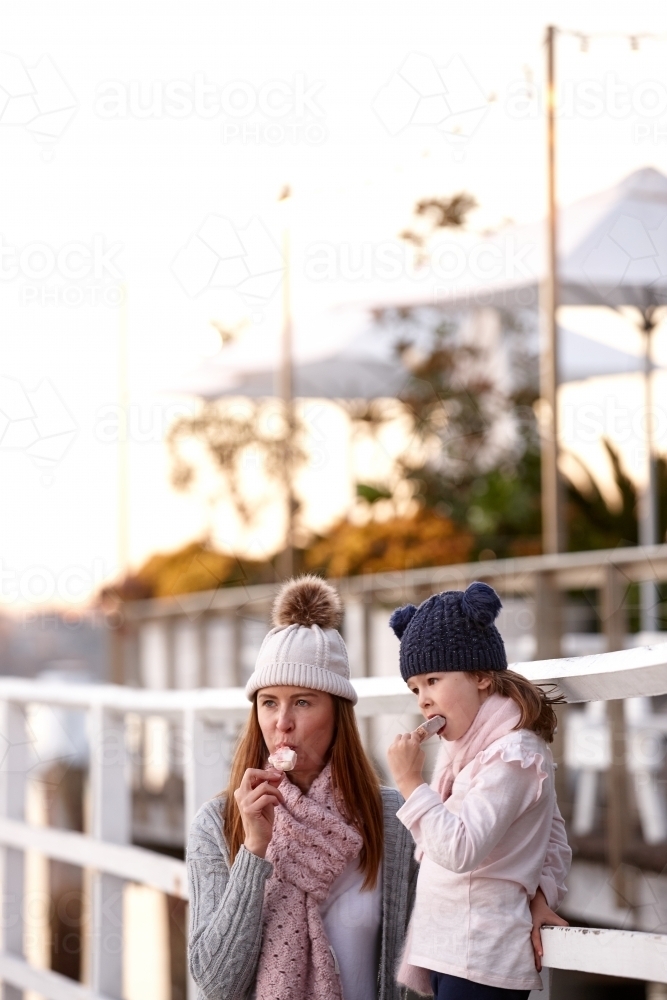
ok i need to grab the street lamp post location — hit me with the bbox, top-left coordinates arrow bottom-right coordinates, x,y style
540,25 -> 565,558
277,185 -> 295,579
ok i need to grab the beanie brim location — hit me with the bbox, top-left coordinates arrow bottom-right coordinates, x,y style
245,661 -> 358,705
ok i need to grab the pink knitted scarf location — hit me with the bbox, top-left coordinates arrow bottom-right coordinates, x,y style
399,693 -> 522,997
254,763 -> 363,1000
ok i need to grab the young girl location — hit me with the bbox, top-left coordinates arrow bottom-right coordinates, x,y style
387,581 -> 571,1000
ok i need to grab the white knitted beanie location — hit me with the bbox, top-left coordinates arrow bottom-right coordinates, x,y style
245,576 -> 357,704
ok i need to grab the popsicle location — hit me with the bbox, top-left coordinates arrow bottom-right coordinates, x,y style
413,715 -> 446,742
268,746 -> 298,771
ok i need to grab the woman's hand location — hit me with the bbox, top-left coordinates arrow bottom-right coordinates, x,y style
529,888 -> 569,971
387,732 -> 426,800
234,767 -> 284,859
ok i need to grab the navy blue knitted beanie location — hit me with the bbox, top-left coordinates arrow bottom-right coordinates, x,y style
389,581 -> 507,680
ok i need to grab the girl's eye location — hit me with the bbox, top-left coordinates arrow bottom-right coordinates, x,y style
409,688 -> 418,696
427,677 -> 438,685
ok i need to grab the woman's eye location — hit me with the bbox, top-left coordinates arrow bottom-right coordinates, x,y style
261,700 -> 276,708
296,699 -> 309,707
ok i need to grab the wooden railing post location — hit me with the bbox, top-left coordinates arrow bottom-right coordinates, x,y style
88,706 -> 129,998
602,564 -> 632,910
183,707 -> 232,1000
534,571 -> 562,660
534,571 -> 566,803
0,702 -> 28,1000
343,594 -> 373,751
183,710 -> 231,836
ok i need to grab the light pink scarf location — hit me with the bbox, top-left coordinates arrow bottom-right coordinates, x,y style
254,763 -> 362,1000
399,693 -> 521,996
434,692 -> 521,802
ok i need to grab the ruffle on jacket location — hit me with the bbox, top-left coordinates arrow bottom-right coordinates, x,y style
471,732 -> 549,803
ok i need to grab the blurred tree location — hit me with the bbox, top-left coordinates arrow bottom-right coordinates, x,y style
400,192 -> 478,264
106,441 -> 662,602
346,189 -> 543,557
566,441 -> 638,552
104,540 -> 275,601
360,305 -> 660,559
358,305 -> 540,559
305,507 -> 473,578
106,510 -> 472,600
166,399 -> 307,536
356,482 -> 393,504
139,186 -> 667,591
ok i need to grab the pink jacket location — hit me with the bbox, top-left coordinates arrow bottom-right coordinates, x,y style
397,728 -> 571,992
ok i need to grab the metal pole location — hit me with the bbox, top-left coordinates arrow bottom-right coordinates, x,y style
278,187 -> 294,579
540,25 -> 564,555
639,311 -> 658,632
113,284 -> 130,687
118,283 -> 130,576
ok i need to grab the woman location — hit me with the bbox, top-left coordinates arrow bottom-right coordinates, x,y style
187,575 -> 417,1000
187,575 -> 566,1000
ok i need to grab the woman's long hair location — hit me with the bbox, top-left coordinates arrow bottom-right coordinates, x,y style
477,669 -> 562,742
223,695 -> 384,889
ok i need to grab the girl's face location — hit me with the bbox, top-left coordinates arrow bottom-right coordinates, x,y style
407,671 -> 492,741
257,686 -> 336,779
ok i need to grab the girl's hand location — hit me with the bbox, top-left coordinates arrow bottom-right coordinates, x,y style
529,888 -> 569,971
234,767 -> 284,859
387,732 -> 426,800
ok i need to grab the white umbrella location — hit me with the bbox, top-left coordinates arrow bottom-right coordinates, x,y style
353,167 -> 667,314
174,320 -> 644,400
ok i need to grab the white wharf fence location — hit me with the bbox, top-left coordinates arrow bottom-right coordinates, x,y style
0,645 -> 667,998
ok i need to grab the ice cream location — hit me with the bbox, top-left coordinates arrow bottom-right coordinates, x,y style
413,715 -> 446,742
268,746 -> 298,771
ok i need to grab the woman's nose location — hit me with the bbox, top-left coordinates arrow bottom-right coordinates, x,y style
276,710 -> 294,733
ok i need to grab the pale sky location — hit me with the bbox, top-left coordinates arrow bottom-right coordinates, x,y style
3,0 -> 667,609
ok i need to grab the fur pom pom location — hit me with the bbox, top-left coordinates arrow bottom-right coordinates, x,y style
461,581 -> 502,627
272,575 -> 343,629
389,604 -> 418,640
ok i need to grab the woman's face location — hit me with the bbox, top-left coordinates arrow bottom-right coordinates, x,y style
257,686 -> 336,778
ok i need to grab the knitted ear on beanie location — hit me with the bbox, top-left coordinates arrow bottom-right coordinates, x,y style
388,603 -> 417,639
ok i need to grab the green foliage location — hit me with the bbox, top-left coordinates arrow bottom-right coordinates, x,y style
566,440 -> 638,551
408,447 -> 542,559
371,296 -> 659,558
367,304 -> 542,558
356,483 -> 393,504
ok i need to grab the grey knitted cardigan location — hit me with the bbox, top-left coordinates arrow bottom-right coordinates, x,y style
187,787 -> 418,1000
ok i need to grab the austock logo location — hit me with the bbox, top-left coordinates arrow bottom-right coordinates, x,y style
373,52 -> 490,152
171,215 -> 284,307
0,376 -> 77,484
0,53 -> 76,156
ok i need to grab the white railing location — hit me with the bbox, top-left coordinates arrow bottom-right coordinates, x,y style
1,646 -> 667,998
115,542 -> 667,688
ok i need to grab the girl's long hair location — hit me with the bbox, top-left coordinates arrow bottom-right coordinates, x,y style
477,669 -> 562,742
222,695 -> 384,889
